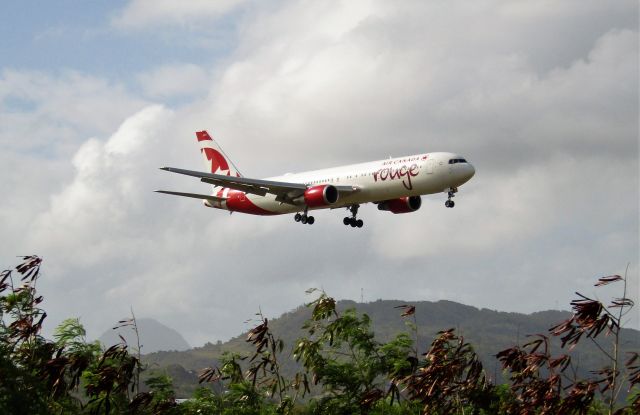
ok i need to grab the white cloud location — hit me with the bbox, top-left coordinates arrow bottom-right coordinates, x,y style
137,63 -> 210,99
112,0 -> 248,29
201,2 -> 637,174
28,105 -> 175,265
0,70 -> 149,155
0,70 -> 150,279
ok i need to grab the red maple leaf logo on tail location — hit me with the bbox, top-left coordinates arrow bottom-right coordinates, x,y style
202,148 -> 231,175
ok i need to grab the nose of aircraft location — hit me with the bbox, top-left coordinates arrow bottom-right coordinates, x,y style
455,161 -> 475,185
466,162 -> 476,180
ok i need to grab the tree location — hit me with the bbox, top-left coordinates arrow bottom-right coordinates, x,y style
293,289 -> 420,413
402,328 -> 495,414
497,270 -> 639,414
0,256 -> 168,415
1,255 -> 59,414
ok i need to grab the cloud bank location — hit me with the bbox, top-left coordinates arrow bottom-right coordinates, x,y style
1,0 -> 637,345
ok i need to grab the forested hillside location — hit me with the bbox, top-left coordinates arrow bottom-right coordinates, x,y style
145,298 -> 639,398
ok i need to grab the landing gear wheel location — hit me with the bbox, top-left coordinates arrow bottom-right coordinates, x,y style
343,205 -> 363,228
296,208 -> 311,225
445,187 -> 458,208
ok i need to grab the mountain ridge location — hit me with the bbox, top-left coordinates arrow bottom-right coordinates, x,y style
141,299 -> 638,398
98,317 -> 190,354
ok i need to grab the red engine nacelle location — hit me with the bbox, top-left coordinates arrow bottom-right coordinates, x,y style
377,196 -> 422,214
303,185 -> 339,207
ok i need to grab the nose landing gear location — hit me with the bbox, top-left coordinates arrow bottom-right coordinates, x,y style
294,208 -> 315,225
445,187 -> 457,208
343,204 -> 363,228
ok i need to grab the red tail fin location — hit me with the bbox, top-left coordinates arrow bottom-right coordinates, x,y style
196,131 -> 243,177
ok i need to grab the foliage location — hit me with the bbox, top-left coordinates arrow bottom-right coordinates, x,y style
0,256 -> 164,414
402,328 -> 495,413
292,289 -> 415,413
0,256 -> 67,414
497,270 -> 638,414
199,317 -> 296,413
1,256 -> 638,415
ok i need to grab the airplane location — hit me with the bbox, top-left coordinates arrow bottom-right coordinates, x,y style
156,131 -> 475,228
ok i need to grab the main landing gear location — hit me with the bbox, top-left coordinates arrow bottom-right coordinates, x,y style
294,208 -> 315,225
445,187 -> 457,208
343,204 -> 364,228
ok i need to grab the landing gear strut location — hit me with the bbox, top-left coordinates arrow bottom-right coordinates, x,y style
294,208 -> 315,225
343,204 -> 364,228
445,187 -> 457,208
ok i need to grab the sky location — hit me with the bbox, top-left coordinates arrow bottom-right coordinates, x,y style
1,0 -> 638,347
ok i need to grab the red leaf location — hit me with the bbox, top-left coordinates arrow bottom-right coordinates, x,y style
594,275 -> 623,286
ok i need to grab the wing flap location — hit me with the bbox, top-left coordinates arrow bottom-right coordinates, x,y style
161,166 -> 307,198
159,167 -> 361,203
200,177 -> 268,196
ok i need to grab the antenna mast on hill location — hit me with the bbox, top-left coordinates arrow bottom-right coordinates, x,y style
361,288 -> 364,303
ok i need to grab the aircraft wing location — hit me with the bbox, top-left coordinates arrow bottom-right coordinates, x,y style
154,190 -> 226,203
160,167 -> 359,204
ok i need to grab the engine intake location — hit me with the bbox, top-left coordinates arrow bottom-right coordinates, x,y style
377,196 -> 422,214
302,185 -> 339,207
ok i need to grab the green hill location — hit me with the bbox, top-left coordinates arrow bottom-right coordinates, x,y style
143,299 -> 639,398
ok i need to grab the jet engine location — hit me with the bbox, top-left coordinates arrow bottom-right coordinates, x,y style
302,185 -> 339,207
377,196 -> 422,214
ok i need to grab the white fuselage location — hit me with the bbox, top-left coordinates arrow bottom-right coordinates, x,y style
216,151 -> 475,214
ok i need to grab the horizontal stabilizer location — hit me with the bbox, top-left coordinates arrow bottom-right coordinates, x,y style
154,190 -> 226,203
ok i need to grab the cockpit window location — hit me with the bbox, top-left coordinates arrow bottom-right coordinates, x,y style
448,158 -> 467,164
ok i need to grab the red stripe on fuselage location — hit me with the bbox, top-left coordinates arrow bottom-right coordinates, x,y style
225,190 -> 278,216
